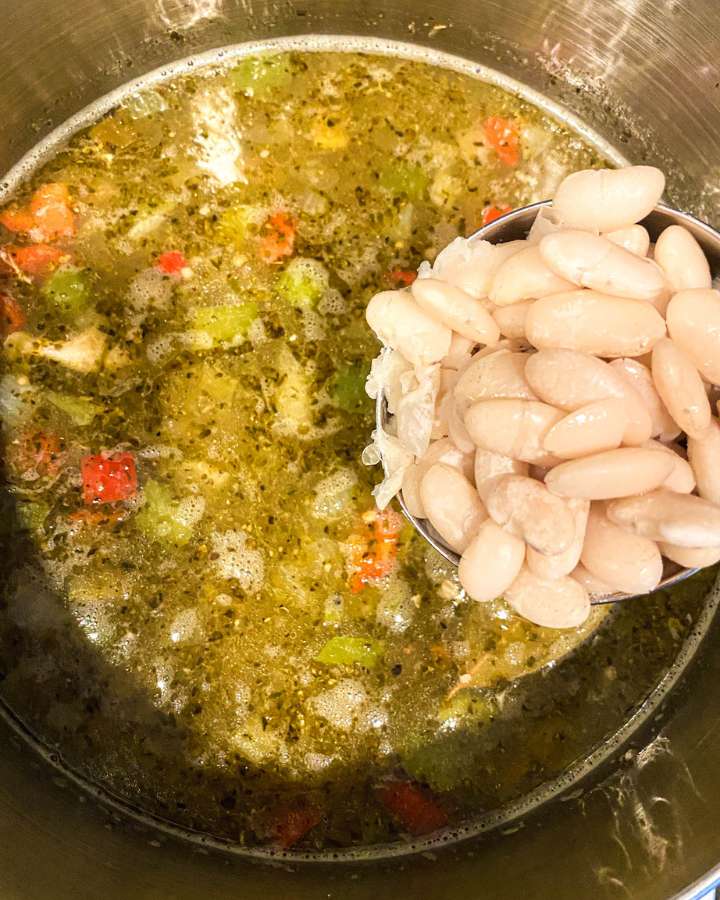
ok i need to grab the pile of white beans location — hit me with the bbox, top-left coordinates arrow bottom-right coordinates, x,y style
365,165 -> 720,629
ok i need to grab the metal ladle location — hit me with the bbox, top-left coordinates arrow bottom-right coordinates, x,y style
378,199 -> 720,605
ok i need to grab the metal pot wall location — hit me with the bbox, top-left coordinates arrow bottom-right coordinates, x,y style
1,1 -> 720,897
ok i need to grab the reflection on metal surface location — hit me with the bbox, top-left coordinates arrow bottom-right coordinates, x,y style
156,0 -> 225,29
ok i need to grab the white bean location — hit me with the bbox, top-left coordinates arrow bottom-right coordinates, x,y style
411,278 -> 500,345
607,489 -> 720,547
458,519 -> 526,602
687,417 -> 720,505
443,332 -> 476,370
489,245 -> 575,307
401,436 -> 475,518
539,230 -> 666,302
571,563 -> 615,597
609,358 -> 680,440
453,349 -> 536,414
474,449 -> 529,502
545,448 -> 674,500
486,474 -> 575,556
525,290 -> 666,358
658,542 -> 720,568
552,166 -> 665,232
603,225 -> 650,257
447,394 -> 476,454
525,349 -> 651,445
642,440 -> 696,494
542,398 -> 627,459
505,567 -> 590,629
366,290 -> 451,366
654,225 -> 712,291
666,289 -> 720,384
580,503 -> 663,594
429,237 -> 526,299
420,463 -> 486,553
465,398 -> 564,464
493,301 -> 532,339
651,338 -> 711,440
527,498 -> 589,579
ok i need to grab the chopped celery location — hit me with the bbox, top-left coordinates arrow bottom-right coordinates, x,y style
15,500 -> 49,534
316,635 -> 384,668
196,364 -> 238,404
216,207 -> 255,247
191,303 -> 258,345
46,391 -> 100,426
229,55 -> 293,98
276,258 -> 328,309
329,363 -> 370,413
379,162 -> 428,201
437,692 -> 495,725
311,116 -> 349,150
42,267 -> 92,317
135,480 -> 193,545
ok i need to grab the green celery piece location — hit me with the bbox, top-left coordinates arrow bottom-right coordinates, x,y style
135,480 -> 192,545
46,391 -> 100,426
378,162 -> 428,201
197,364 -> 238,404
15,500 -> 49,534
329,364 -> 370,413
316,635 -> 384,668
216,207 -> 254,247
276,258 -> 328,309
229,55 -> 292,98
42,267 -> 92,316
191,303 -> 258,345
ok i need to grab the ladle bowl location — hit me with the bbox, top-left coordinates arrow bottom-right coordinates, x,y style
376,199 -> 720,604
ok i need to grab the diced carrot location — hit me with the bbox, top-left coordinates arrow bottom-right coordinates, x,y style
69,507 -> 125,526
7,431 -> 63,480
0,183 -> 75,241
29,183 -> 75,240
349,507 -> 402,593
272,804 -> 321,849
81,452 -> 138,505
0,208 -> 36,234
377,780 -> 448,835
155,250 -> 188,275
481,204 -> 512,227
0,293 -> 25,337
386,268 -> 417,288
10,244 -> 65,277
259,212 -> 296,264
483,116 -> 521,167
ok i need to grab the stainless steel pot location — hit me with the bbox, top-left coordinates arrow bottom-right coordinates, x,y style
2,1 -> 720,897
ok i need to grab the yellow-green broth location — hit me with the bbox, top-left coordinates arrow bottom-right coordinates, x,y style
0,51 -> 711,851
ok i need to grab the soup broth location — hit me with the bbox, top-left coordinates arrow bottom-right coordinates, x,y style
0,50 -> 711,852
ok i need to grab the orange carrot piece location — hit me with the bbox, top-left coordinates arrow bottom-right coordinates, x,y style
377,781 -> 448,835
259,212 -> 296,263
481,204 -> 512,227
483,116 -> 521,167
0,183 -> 75,241
69,507 -> 125,527
0,208 -> 36,234
0,293 -> 25,337
272,805 -> 321,849
387,268 -> 417,287
7,431 -> 63,480
349,508 -> 402,593
10,244 -> 65,277
155,250 -> 188,275
29,183 -> 76,240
